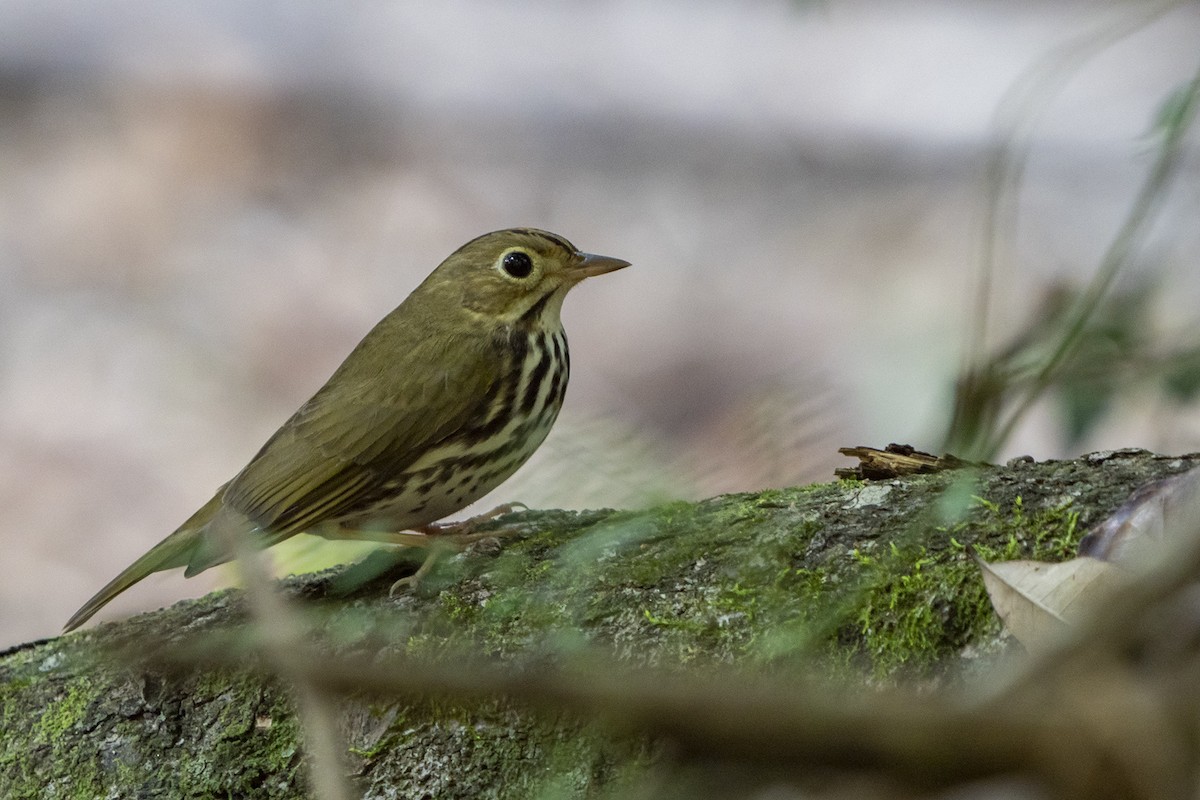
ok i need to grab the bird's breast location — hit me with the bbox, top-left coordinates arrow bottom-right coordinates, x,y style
339,326 -> 570,531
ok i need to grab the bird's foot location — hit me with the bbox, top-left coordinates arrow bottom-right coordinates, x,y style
388,545 -> 449,596
417,502 -> 529,537
387,502 -> 529,596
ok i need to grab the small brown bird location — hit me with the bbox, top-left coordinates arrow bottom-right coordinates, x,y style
64,228 -> 630,631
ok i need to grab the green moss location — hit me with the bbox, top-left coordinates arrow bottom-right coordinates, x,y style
439,590 -> 482,624
848,542 -> 995,678
0,673 -> 112,800
31,680 -> 92,745
840,494 -> 1081,677
170,675 -> 303,797
961,494 -> 1081,561
670,490 -> 1085,681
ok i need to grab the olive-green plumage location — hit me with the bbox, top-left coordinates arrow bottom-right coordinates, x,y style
64,228 -> 629,632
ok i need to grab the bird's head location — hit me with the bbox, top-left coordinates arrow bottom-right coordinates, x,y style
423,228 -> 630,327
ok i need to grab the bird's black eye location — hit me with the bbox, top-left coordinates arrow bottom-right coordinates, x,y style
501,250 -> 534,279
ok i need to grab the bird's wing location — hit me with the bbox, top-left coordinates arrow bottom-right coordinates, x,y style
223,328 -> 499,540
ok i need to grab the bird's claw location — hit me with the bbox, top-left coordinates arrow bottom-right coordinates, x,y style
387,547 -> 443,596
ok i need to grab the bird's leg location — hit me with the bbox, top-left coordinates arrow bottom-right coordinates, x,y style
316,502 -> 530,595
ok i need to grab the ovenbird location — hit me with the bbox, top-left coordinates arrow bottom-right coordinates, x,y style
64,228 -> 629,631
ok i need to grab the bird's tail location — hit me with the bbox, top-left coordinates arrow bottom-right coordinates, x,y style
63,488 -> 229,632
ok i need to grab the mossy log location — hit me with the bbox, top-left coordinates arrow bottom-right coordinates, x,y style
2,449 -> 1195,799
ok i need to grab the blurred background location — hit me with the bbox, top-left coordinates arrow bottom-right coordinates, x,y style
2,0 -> 1199,647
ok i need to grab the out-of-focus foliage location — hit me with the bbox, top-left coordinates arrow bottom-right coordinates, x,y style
947,65 -> 1200,460
948,281 -> 1200,455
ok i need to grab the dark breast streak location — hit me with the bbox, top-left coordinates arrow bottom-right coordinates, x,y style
331,322 -> 570,528
456,323 -> 565,450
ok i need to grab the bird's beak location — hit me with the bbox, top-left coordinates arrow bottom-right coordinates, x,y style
572,252 -> 632,279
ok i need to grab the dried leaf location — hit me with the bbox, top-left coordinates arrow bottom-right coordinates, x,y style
979,557 -> 1122,651
1079,466 -> 1200,563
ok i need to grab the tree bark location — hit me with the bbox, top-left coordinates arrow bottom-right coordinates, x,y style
2,449 -> 1194,800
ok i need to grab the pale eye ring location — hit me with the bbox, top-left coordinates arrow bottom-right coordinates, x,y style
501,250 -> 534,279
